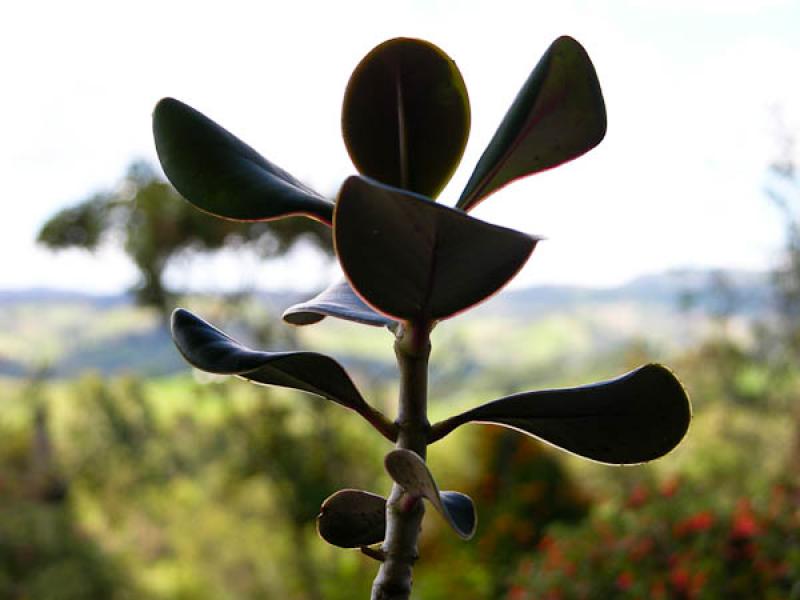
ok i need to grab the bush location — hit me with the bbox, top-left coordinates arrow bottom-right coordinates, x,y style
417,429 -> 589,598
508,479 -> 800,599
0,423 -> 137,600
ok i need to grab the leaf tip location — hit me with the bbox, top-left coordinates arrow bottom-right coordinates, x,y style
440,491 -> 478,540
170,306 -> 194,331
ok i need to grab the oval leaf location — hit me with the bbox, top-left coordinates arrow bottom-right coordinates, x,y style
282,279 -> 396,328
153,97 -> 334,223
171,308 -> 368,413
457,36 -> 606,211
335,176 -> 538,322
439,492 -> 478,541
384,449 -> 477,540
342,38 -> 470,199
317,489 -> 387,548
429,364 -> 691,465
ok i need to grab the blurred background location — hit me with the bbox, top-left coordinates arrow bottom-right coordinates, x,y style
2,0 -> 800,598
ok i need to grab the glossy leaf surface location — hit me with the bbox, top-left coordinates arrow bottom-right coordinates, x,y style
430,364 -> 690,465
385,449 -> 477,540
153,97 -> 334,224
342,38 -> 470,199
282,279 -> 395,328
335,176 -> 538,322
457,36 -> 606,211
317,489 -> 387,548
171,308 -> 369,412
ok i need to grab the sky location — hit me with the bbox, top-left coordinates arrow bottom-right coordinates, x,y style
2,0 -> 799,294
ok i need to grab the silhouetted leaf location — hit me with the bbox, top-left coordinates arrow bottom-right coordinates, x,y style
440,492 -> 477,540
384,449 -> 477,540
170,308 -> 368,412
317,489 -> 387,548
282,279 -> 396,328
335,176 -> 538,322
429,364 -> 690,465
342,38 -> 470,199
153,97 -> 334,224
457,36 -> 606,211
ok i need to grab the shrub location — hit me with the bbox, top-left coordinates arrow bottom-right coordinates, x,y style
508,479 -> 800,599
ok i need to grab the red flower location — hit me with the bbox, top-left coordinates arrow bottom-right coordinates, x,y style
691,570 -> 707,593
670,566 -> 691,592
650,580 -> 667,599
616,571 -> 634,591
675,510 -> 715,537
731,506 -> 759,538
627,483 -> 649,508
538,535 -> 557,552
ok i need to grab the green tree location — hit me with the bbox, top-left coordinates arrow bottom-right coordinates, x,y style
37,161 -> 331,317
0,377 -> 140,600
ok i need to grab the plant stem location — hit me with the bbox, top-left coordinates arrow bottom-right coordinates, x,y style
371,322 -> 431,600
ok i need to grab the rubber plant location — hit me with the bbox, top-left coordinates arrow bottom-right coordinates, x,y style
153,36 -> 692,599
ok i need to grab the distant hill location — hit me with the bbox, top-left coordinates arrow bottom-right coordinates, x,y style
0,269 -> 771,379
472,268 -> 769,318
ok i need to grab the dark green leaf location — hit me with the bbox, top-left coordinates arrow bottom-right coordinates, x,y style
317,489 -> 387,548
342,38 -> 470,199
171,308 -> 368,413
429,364 -> 691,465
335,176 -> 538,322
457,36 -> 606,211
282,279 -> 396,328
153,97 -> 334,224
384,449 -> 477,540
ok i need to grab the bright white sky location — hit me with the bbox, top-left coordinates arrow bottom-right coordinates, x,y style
2,0 -> 799,294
